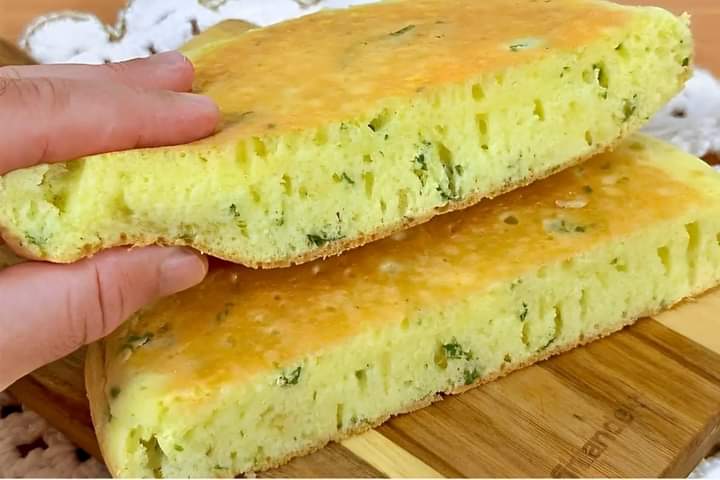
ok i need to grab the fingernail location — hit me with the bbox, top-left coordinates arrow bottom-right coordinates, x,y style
180,92 -> 218,108
148,51 -> 189,65
159,248 -> 208,296
176,92 -> 221,126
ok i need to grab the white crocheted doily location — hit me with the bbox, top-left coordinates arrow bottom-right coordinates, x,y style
19,0 -> 375,65
2,0 -> 720,477
643,68 -> 720,162
0,393 -> 107,477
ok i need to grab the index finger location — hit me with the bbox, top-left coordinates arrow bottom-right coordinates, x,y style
0,76 -> 220,175
0,52 -> 196,92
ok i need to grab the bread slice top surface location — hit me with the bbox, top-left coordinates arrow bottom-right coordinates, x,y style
97,135 -> 720,392
193,0 -> 650,141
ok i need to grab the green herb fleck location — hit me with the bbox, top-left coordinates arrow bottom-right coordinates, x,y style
438,162 -> 461,202
236,220 -> 248,236
539,335 -> 557,352
24,232 -> 46,248
545,218 -> 589,234
681,57 -> 690,67
454,164 -> 464,176
415,153 -> 428,170
412,153 -> 428,186
110,387 -> 121,399
334,172 -> 355,185
121,333 -> 153,353
174,444 -> 184,452
274,209 -> 285,226
520,302 -> 529,322
229,204 -> 248,236
389,25 -> 415,36
509,42 -> 529,52
622,95 -> 638,122
442,340 -> 472,360
277,366 -> 302,386
216,303 -> 234,323
463,368 -> 481,385
582,185 -> 593,194
307,232 -> 343,247
504,215 -> 519,225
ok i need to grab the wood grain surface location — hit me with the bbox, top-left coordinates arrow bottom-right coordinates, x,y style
9,310 -> 720,477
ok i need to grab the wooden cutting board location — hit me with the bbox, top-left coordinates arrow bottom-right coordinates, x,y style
8,289 -> 720,478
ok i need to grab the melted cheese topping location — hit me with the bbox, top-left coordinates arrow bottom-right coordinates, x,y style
190,0 -> 632,140
106,136 -> 711,388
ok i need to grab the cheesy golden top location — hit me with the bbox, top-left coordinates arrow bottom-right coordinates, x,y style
187,0 -> 636,141
102,136 -> 717,390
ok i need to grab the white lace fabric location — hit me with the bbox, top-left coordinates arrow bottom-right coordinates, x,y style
2,0 -> 720,477
0,393 -> 107,478
20,0 -> 375,65
643,68 -> 720,162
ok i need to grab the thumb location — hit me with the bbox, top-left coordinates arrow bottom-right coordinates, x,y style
0,246 -> 207,389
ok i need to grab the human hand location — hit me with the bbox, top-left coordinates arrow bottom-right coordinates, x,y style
0,52 -> 219,389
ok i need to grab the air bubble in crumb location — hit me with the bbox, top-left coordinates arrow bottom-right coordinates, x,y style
229,273 -> 239,284
311,265 -> 322,275
555,197 -> 588,209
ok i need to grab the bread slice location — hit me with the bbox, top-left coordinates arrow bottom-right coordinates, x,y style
86,135 -> 720,477
0,0 -> 692,268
